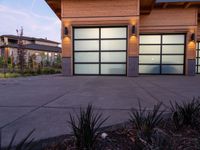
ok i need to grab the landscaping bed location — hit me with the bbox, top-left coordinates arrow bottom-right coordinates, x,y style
0,67 -> 61,78
39,120 -> 200,150
4,99 -> 200,150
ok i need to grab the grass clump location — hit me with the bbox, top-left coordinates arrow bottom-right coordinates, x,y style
170,98 -> 200,129
68,104 -> 108,150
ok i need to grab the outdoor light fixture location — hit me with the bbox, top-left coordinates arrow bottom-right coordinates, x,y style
64,27 -> 68,36
132,25 -> 137,36
191,33 -> 195,41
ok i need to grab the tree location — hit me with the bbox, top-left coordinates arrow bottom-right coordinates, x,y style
16,27 -> 26,74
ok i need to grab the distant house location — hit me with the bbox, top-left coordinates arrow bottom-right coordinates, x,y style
0,35 -> 61,65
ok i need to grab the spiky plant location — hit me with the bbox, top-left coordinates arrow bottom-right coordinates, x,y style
129,102 -> 164,143
170,98 -> 200,129
5,129 -> 35,150
68,104 -> 108,150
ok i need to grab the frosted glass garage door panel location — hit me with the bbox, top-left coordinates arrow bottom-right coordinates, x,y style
101,64 -> 126,74
101,28 -> 127,39
74,52 -> 99,62
162,55 -> 184,64
139,55 -> 160,64
75,64 -> 99,74
101,52 -> 126,62
163,35 -> 184,44
140,45 -> 161,54
101,40 -> 126,50
140,35 -> 161,44
74,40 -> 99,51
162,65 -> 183,74
162,45 -> 184,54
139,65 -> 160,74
74,28 -> 99,39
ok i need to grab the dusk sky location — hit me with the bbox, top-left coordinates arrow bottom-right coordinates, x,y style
0,0 -> 61,42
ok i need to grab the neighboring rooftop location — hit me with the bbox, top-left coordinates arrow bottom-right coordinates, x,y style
0,35 -> 60,44
0,43 -> 61,53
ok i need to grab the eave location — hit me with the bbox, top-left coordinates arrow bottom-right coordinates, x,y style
140,0 -> 156,15
45,0 -> 61,19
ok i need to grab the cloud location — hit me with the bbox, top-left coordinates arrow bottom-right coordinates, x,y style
0,4 -> 61,42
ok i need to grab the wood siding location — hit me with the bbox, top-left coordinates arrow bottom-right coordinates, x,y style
140,8 -> 198,33
61,0 -> 139,18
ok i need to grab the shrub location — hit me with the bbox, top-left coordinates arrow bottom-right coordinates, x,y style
170,98 -> 200,129
129,102 -> 164,143
5,129 -> 35,150
68,104 -> 108,150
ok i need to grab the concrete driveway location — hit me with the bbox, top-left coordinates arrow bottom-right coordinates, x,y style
0,75 -> 200,146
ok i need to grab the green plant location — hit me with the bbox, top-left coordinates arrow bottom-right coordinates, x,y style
5,129 -> 35,150
170,98 -> 200,129
68,104 -> 108,150
129,102 -> 164,143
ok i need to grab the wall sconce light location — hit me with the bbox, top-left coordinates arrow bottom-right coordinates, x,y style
64,27 -> 68,36
191,33 -> 195,42
131,25 -> 137,36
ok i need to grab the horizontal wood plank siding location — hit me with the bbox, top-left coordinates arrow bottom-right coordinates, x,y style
62,0 -> 139,18
140,8 -> 198,33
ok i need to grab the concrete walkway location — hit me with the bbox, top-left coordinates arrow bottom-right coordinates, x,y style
0,75 -> 200,146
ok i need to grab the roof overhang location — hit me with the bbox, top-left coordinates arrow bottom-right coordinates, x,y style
45,0 -> 61,19
140,0 -> 156,15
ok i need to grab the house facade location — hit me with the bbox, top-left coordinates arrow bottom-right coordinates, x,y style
0,35 -> 61,65
46,0 -> 200,76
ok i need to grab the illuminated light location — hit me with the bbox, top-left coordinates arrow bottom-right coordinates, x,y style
45,52 -> 47,55
188,41 -> 196,49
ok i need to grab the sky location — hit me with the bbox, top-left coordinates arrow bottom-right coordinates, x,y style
0,0 -> 61,42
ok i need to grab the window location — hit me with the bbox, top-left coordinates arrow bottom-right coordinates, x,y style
73,27 -> 127,75
139,34 -> 185,74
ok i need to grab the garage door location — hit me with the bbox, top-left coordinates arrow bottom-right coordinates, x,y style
139,34 -> 185,74
196,42 -> 200,74
73,27 -> 127,75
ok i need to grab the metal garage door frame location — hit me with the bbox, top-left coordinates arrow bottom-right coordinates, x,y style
73,26 -> 128,76
197,42 -> 200,74
139,33 -> 186,75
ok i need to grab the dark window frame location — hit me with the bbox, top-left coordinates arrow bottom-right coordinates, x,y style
73,26 -> 128,76
139,34 -> 186,75
197,42 -> 200,74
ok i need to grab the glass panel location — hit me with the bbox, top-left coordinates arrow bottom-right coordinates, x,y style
196,59 -> 198,65
140,35 -> 161,44
101,64 -> 126,74
162,65 -> 183,74
101,52 -> 126,62
199,58 -> 200,65
162,35 -> 185,44
139,65 -> 160,74
101,40 -> 126,50
74,52 -> 99,62
139,55 -> 160,64
140,45 -> 161,54
101,28 -> 127,39
74,28 -> 99,39
162,55 -> 184,64
162,45 -> 184,54
74,64 -> 99,74
198,67 -> 200,74
74,40 -> 99,51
